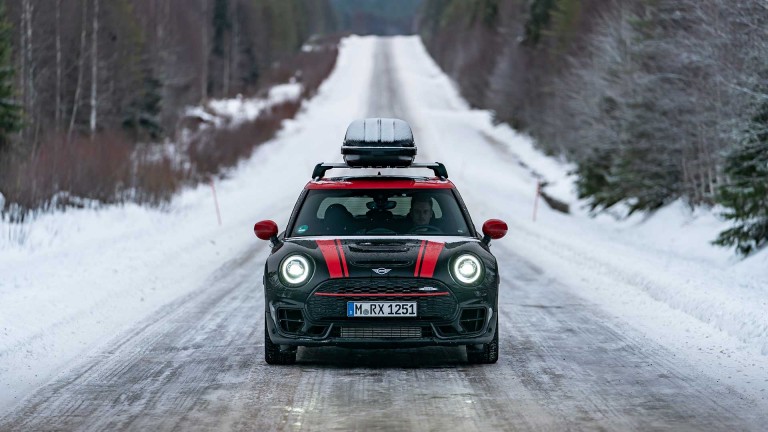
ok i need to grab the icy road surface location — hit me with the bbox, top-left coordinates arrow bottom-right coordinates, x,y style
2,37 -> 768,431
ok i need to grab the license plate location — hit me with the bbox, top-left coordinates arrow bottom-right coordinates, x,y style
347,302 -> 417,317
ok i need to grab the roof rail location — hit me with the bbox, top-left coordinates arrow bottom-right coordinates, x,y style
312,162 -> 449,180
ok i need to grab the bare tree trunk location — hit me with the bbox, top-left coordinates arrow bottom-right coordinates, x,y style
26,0 -> 34,127
230,8 -> 239,96
681,154 -> 691,204
20,0 -> 27,121
20,0 -> 35,144
154,0 -> 167,48
89,0 -> 99,138
223,47 -> 230,97
696,132 -> 708,204
55,0 -> 62,130
68,1 -> 89,143
199,0 -> 209,102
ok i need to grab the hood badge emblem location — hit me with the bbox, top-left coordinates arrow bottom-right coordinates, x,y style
372,268 -> 392,275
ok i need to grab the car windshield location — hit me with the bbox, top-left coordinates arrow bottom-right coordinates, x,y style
290,189 -> 472,237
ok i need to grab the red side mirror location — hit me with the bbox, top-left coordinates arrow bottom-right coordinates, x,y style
482,219 -> 508,240
254,220 -> 278,241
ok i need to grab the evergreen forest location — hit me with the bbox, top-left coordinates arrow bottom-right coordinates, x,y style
420,0 -> 768,255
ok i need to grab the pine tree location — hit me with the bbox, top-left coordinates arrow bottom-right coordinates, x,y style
574,148 -> 622,212
524,0 -> 558,45
122,70 -> 163,141
714,102 -> 768,255
0,0 -> 21,153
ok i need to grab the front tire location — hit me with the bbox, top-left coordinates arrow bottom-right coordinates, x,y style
265,318 -> 297,365
466,328 -> 499,364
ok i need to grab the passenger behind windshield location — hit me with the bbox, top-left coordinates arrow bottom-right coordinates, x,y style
290,189 -> 471,237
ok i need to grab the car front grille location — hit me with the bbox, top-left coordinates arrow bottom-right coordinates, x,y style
313,278 -> 451,296
307,278 -> 457,321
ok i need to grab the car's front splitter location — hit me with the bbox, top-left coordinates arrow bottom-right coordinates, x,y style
265,309 -> 497,349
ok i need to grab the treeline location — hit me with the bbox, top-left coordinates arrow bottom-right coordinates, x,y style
0,0 -> 339,215
419,0 -> 768,255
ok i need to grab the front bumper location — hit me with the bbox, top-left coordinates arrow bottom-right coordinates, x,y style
265,276 -> 498,348
265,302 -> 497,349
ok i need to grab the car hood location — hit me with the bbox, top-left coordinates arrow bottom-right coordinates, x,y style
276,236 -> 489,280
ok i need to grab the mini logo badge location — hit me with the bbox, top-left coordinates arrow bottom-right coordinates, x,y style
372,268 -> 392,275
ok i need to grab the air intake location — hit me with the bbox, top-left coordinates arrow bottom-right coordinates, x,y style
340,327 -> 423,338
459,308 -> 487,333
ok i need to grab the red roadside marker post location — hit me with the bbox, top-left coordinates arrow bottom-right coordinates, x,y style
210,179 -> 222,226
532,181 -> 541,222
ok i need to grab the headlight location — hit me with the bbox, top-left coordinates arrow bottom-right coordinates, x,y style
451,254 -> 483,285
280,254 -> 312,286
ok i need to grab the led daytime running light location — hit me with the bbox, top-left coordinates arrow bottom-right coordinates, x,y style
452,254 -> 482,285
280,255 -> 311,286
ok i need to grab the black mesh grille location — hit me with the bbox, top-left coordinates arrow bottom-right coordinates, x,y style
333,326 -> 434,338
307,278 -> 457,321
314,278 -> 450,295
459,308 -> 486,333
278,308 -> 304,334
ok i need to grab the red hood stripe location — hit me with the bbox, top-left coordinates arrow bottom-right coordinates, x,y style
418,241 -> 444,278
413,240 -> 426,277
336,239 -> 349,277
317,240 -> 343,278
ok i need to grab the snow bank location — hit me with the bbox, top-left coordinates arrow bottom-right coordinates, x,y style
182,81 -> 303,131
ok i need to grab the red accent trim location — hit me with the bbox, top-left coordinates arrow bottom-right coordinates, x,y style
482,219 -> 508,240
413,240 -> 426,276
336,239 -> 349,277
314,292 -> 449,297
317,240 -> 343,278
419,241 -> 444,278
307,178 -> 454,190
254,220 -> 278,240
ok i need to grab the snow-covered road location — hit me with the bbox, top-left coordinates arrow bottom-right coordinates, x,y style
1,36 -> 767,430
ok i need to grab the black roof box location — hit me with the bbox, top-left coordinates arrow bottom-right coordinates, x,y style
342,118 -> 416,167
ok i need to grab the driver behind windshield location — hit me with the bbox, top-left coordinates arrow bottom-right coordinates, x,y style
408,193 -> 434,229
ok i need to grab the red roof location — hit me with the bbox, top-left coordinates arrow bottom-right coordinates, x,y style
306,177 -> 454,190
